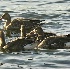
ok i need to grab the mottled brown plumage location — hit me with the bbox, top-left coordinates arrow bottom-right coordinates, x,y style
0,13 -> 44,34
0,31 -> 38,52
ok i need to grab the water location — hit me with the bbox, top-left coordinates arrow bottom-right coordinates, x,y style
0,49 -> 70,69
0,0 -> 70,69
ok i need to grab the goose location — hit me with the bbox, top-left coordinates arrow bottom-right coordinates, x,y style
0,30 -> 39,53
0,12 -> 44,36
27,26 -> 70,49
0,24 -> 39,52
38,35 -> 70,49
26,26 -> 56,42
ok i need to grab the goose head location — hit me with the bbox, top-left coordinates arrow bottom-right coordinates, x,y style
0,13 -> 11,29
1,12 -> 11,22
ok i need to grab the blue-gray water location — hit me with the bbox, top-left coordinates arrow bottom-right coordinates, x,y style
0,0 -> 70,69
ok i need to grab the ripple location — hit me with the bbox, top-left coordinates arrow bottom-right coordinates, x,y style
52,60 -> 70,64
54,1 -> 66,3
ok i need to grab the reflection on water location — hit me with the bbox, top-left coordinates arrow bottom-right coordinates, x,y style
0,0 -> 70,69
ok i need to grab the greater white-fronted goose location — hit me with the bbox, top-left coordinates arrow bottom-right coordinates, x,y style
0,30 -> 38,53
0,12 -> 44,36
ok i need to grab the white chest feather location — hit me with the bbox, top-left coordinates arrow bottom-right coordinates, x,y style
24,42 -> 37,50
64,42 -> 70,47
